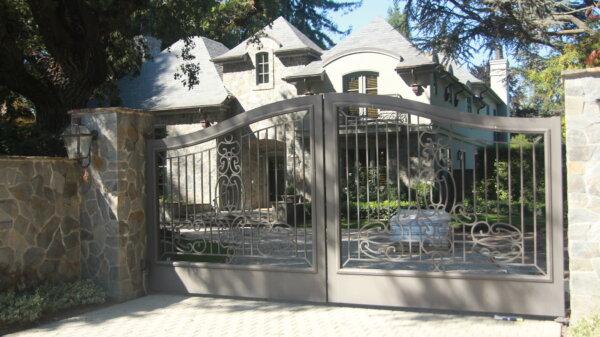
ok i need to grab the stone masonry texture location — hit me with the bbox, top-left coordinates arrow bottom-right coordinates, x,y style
0,157 -> 80,289
73,107 -> 153,301
564,67 -> 600,321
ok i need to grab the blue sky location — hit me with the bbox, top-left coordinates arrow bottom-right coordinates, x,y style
329,0 -> 393,45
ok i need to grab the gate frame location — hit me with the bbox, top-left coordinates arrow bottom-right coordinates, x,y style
145,95 -> 327,302
322,93 -> 564,316
145,93 -> 565,316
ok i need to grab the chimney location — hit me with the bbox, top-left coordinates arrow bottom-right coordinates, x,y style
489,47 -> 509,109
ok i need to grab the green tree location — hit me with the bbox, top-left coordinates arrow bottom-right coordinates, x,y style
399,0 -> 599,63
387,3 -> 410,39
0,0 -> 360,138
398,0 -> 599,118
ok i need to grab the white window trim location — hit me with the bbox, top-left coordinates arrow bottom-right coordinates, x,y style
253,51 -> 274,91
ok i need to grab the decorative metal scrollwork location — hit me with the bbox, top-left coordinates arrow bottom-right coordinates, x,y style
158,114 -> 311,267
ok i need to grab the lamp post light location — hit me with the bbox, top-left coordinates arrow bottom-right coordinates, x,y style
62,121 -> 98,168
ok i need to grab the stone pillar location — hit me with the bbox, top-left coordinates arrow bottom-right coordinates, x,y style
70,107 -> 153,301
563,68 -> 600,321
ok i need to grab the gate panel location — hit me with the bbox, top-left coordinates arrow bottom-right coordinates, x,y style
146,96 -> 326,302
323,93 -> 564,316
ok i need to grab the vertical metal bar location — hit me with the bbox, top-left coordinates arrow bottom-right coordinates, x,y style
406,114 -> 412,257
169,158 -> 174,256
292,118 -> 298,255
345,114 -> 351,261
274,125 -> 279,233
508,135 -> 513,226
520,143 -> 525,263
208,149 -> 213,254
385,119 -> 390,206
484,146 -> 488,222
265,128 -> 270,227
193,153 -> 196,229
161,154 -> 167,258
473,151 -> 477,218
177,157 -> 181,240
416,117 -> 421,260
282,122 -> 288,241
365,114 -> 370,230
240,135 -> 245,256
496,142 -> 500,219
185,154 -> 188,231
257,130 -> 262,228
355,114 -> 360,260
395,113 -> 401,214
375,116 -> 380,221
533,139 -> 538,267
461,149 -> 466,261
249,133 -> 254,256
301,114 -> 308,259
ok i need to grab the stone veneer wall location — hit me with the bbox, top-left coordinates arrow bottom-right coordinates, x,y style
0,157 -> 80,289
73,107 -> 153,301
564,68 -> 600,321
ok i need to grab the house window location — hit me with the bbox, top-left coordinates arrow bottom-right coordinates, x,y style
466,97 -> 472,113
433,73 -> 438,95
256,52 -> 269,85
343,72 -> 378,117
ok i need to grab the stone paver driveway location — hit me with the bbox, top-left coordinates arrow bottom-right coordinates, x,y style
8,294 -> 561,337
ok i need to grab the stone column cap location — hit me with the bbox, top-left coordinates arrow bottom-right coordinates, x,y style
68,107 -> 152,117
562,67 -> 600,79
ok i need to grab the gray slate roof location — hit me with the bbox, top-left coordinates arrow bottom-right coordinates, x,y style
212,16 -> 323,62
322,16 -> 434,67
285,17 -> 435,80
285,17 -> 486,91
118,36 -> 230,110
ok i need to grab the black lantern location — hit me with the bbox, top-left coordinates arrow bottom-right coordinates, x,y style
62,122 -> 98,167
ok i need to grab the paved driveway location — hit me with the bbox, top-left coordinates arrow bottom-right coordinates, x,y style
8,294 -> 561,337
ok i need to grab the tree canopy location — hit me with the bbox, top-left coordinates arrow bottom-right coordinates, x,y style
399,0 -> 599,63
0,0 -> 360,139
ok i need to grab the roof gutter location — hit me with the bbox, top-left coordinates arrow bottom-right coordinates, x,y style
211,53 -> 250,64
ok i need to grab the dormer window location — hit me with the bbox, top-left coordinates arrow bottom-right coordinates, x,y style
256,52 -> 269,85
343,72 -> 378,117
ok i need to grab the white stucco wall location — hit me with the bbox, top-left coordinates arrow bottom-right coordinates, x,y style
323,52 -> 430,104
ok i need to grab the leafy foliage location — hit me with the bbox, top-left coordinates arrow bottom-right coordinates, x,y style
399,0 -> 599,64
569,314 -> 600,337
387,2 -> 410,39
0,280 -> 106,327
0,0 -> 360,140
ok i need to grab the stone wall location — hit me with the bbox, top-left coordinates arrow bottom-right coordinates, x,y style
72,107 -> 153,301
0,157 -> 80,289
563,68 -> 600,321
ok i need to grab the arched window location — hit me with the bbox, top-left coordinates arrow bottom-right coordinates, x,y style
343,72 -> 378,116
255,52 -> 269,85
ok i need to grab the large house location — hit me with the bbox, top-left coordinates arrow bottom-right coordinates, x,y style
117,16 -> 509,133
115,16 -> 511,230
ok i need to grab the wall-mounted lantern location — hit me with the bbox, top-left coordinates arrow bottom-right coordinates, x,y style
62,121 -> 98,168
411,83 -> 424,96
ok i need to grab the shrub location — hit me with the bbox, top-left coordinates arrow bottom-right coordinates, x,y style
0,279 -> 106,327
569,314 -> 600,337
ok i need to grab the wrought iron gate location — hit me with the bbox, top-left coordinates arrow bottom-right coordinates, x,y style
146,93 -> 564,316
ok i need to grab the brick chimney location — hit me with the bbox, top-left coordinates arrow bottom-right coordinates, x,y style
489,47 -> 509,109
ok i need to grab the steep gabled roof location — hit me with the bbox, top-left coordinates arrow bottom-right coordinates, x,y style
323,16 -> 434,67
212,16 -> 323,62
118,36 -> 230,110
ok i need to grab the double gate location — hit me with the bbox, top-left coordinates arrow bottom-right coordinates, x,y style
146,93 -> 564,316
